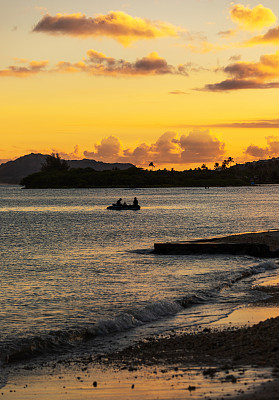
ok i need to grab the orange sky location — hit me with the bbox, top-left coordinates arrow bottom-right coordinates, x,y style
2,1 -> 279,169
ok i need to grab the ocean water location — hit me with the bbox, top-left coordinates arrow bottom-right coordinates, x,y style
1,185 -> 279,364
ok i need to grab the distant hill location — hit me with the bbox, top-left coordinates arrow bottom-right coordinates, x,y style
0,153 -> 134,184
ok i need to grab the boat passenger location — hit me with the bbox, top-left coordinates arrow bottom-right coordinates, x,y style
116,198 -> 123,206
133,197 -> 139,206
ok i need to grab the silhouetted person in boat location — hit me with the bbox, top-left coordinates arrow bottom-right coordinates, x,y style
133,197 -> 139,206
116,198 -> 123,206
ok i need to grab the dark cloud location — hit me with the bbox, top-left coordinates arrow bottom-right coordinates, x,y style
134,54 -> 171,73
32,11 -> 181,45
202,79 -> 279,91
245,145 -> 268,158
57,50 -> 190,77
0,51 -> 191,78
245,136 -> 279,158
200,50 -> 279,91
247,26 -> 279,46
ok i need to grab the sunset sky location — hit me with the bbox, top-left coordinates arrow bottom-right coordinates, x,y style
2,0 -> 279,169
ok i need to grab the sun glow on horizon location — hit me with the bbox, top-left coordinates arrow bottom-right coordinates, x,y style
2,1 -> 279,168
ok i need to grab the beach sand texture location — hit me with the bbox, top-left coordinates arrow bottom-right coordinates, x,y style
2,312 -> 279,399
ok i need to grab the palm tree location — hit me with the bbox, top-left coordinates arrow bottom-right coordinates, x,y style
149,162 -> 155,171
222,159 -> 229,169
214,162 -> 220,170
227,157 -> 234,167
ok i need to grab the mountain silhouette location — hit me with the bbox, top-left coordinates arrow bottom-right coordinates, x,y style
0,153 -> 134,184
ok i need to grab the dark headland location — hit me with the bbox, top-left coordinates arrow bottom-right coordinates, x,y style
154,230 -> 279,257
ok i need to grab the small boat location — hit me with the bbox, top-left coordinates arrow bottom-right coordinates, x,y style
107,204 -> 140,211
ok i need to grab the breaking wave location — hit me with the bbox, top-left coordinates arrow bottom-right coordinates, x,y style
2,260 -> 278,364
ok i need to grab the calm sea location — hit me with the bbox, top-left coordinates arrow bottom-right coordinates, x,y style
1,185 -> 279,365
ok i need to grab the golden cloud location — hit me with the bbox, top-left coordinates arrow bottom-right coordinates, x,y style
0,60 -> 48,77
200,50 -> 279,91
32,11 -> 182,45
246,25 -> 279,46
83,131 -> 225,166
230,4 -> 276,31
0,51 -> 192,78
57,50 -> 191,76
52,145 -> 82,160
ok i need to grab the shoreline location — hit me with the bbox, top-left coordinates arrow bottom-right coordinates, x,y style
2,273 -> 279,399
2,303 -> 279,399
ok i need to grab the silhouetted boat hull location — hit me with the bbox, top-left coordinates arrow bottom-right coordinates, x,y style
107,204 -> 140,211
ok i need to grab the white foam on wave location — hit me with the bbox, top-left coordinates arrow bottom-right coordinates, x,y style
249,260 -> 278,274
0,301 -> 183,363
94,300 -> 183,335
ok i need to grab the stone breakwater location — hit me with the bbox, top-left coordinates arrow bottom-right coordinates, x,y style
154,230 -> 279,257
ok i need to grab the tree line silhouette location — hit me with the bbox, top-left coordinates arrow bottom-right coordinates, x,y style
20,153 -> 279,189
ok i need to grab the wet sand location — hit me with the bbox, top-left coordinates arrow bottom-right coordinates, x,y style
1,363 -> 277,399
2,306 -> 279,399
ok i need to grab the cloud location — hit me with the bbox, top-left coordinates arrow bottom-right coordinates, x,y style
202,79 -> 279,91
32,11 -> 182,45
246,25 -> 279,46
0,51 -> 191,78
84,136 -> 122,162
229,54 -> 242,62
245,144 -> 268,158
168,90 -> 188,95
0,60 -> 48,77
185,41 -> 228,54
217,29 -> 237,38
178,130 -> 225,162
230,4 -> 276,31
245,136 -> 279,158
200,50 -> 279,91
174,118 -> 279,129
61,50 -> 190,76
83,130 -> 225,166
52,145 -> 83,160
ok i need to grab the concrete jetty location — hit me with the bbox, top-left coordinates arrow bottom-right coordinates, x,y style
154,230 -> 279,257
